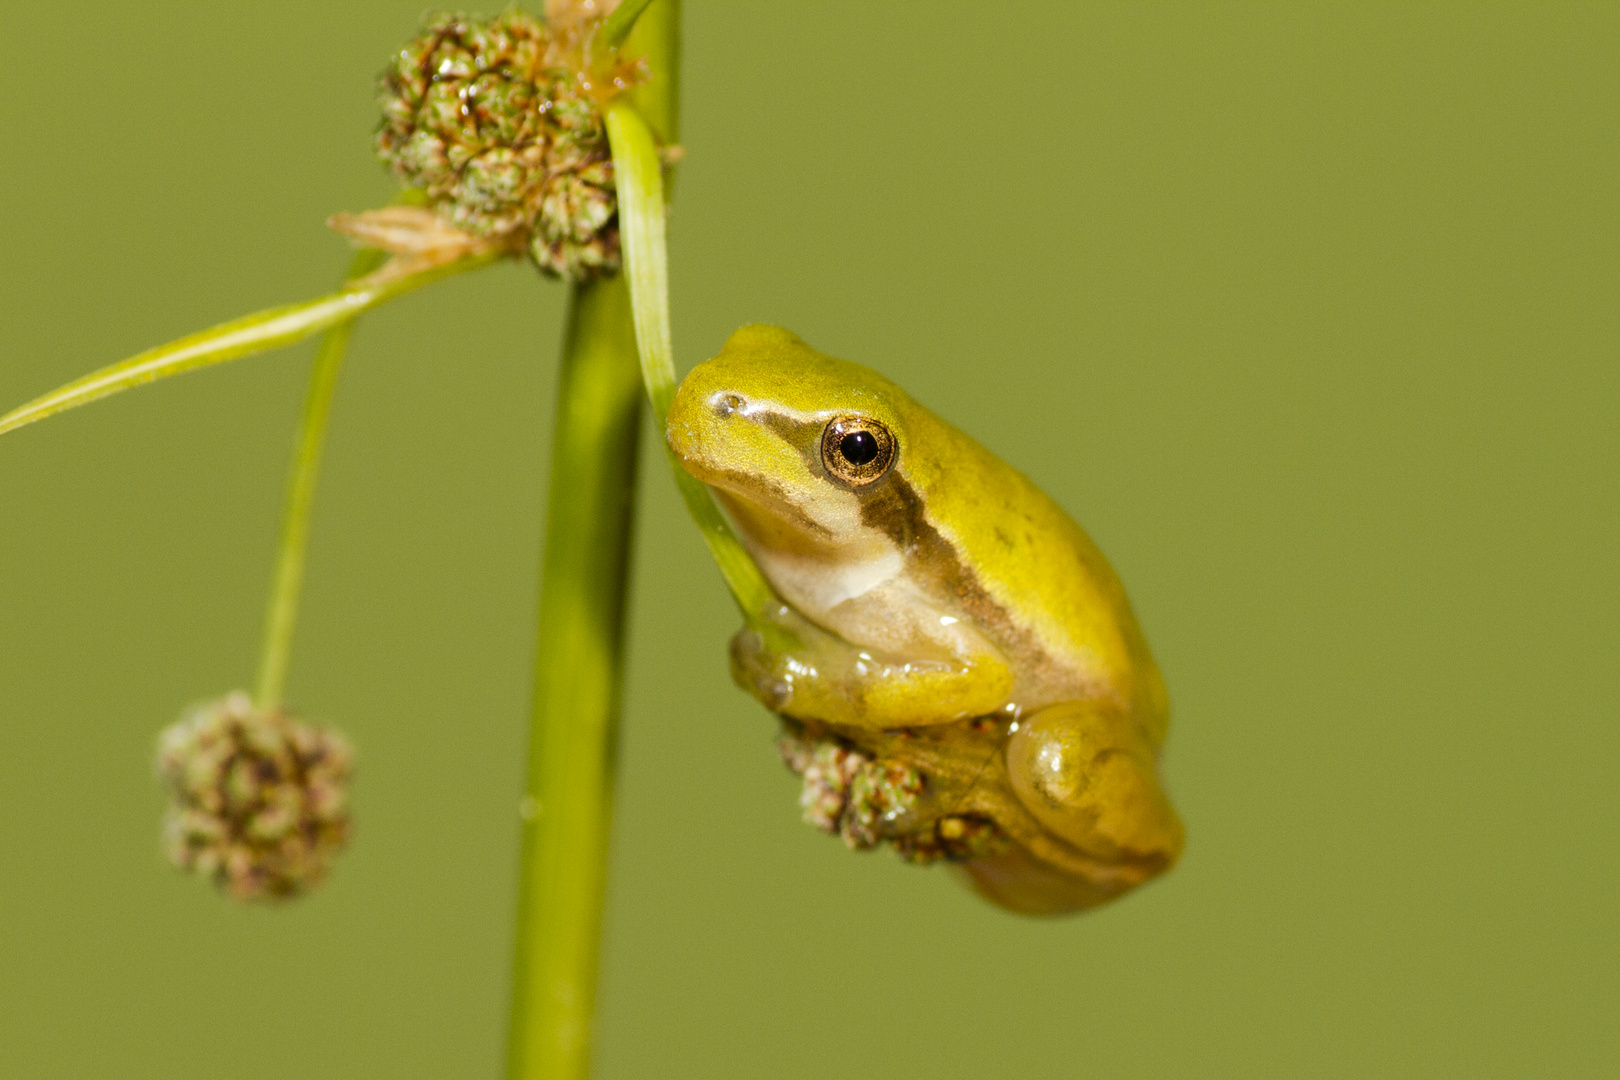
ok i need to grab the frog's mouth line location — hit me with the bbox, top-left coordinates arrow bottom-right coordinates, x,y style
693,465 -> 835,542
670,406 -> 838,541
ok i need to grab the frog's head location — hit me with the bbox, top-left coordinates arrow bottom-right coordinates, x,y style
667,325 -> 920,557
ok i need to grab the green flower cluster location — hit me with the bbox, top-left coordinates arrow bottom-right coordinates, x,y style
156,692 -> 353,901
375,10 -> 621,280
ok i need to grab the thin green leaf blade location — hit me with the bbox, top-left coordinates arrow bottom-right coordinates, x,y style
0,250 -> 501,439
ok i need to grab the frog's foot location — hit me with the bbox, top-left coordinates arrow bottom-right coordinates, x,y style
1003,701 -> 1183,874
731,607 -> 1012,729
954,845 -> 1134,916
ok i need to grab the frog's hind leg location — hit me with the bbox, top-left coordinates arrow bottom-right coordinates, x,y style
728,606 -> 1013,729
1003,701 -> 1183,875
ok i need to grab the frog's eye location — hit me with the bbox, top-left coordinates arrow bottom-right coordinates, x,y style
820,416 -> 896,486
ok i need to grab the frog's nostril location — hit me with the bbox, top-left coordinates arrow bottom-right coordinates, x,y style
712,393 -> 745,417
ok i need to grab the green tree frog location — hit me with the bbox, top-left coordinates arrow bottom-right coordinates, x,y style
667,326 -> 1182,915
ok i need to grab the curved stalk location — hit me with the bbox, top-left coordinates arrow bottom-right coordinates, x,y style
253,248 -> 385,709
0,250 -> 501,439
605,101 -> 783,627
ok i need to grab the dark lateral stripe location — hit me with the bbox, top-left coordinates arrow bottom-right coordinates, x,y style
858,472 -> 1020,641
857,469 -> 1081,701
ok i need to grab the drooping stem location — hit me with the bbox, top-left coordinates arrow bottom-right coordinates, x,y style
507,275 -> 643,1080
253,248 -> 385,708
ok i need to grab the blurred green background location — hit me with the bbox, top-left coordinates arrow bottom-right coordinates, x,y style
1,3 -> 1615,1077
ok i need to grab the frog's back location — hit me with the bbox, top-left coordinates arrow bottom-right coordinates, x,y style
890,381 -> 1166,739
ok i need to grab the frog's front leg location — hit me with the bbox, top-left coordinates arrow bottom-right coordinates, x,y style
728,603 -> 1013,728
1004,701 -> 1183,870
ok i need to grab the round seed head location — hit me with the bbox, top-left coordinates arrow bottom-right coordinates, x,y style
375,9 -> 637,280
155,692 -> 353,902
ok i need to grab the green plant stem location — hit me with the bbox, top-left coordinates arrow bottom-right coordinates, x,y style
507,275 -> 643,1080
0,249 -> 501,440
505,8 -> 713,1076
253,248 -> 386,709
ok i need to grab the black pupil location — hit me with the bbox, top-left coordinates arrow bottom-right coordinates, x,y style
840,430 -> 880,466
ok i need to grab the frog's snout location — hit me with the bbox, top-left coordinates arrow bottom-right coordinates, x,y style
664,384 -> 737,482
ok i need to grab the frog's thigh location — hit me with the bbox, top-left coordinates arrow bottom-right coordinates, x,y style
729,627 -> 1012,728
1005,702 -> 1183,868
851,649 -> 1013,727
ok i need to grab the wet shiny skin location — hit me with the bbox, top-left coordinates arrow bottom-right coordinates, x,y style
668,325 -> 1182,914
